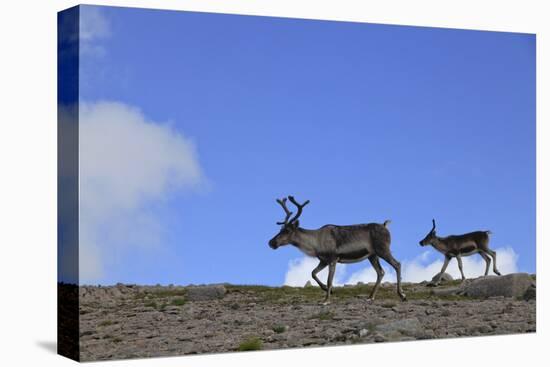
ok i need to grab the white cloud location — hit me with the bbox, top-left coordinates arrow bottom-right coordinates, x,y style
80,6 -> 110,41
79,101 -> 205,283
284,256 -> 346,287
80,6 -> 110,56
345,266 -> 380,284
283,247 -> 519,286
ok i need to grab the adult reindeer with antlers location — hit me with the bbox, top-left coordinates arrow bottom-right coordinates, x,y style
268,196 -> 406,304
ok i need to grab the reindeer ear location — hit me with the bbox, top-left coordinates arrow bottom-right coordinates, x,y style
293,220 -> 300,228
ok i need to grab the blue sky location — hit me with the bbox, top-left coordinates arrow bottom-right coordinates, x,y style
73,5 -> 535,286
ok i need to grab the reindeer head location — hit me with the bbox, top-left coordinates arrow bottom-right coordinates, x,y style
268,196 -> 310,249
419,219 -> 438,246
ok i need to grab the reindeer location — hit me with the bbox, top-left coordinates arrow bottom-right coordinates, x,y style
419,219 -> 501,286
268,196 -> 406,304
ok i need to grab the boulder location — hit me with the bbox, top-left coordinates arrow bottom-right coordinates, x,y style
304,281 -> 313,287
432,273 -> 453,283
376,317 -> 422,337
185,285 -> 226,301
523,285 -> 536,301
462,273 -> 534,299
374,334 -> 386,342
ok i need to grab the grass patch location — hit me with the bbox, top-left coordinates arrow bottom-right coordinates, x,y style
227,284 -> 324,303
134,288 -> 187,300
238,337 -> 263,351
144,300 -> 158,309
171,297 -> 186,306
365,321 -> 379,333
156,283 -> 473,305
133,293 -> 148,300
150,289 -> 187,298
272,325 -> 287,333
309,310 -> 334,321
221,283 -> 473,304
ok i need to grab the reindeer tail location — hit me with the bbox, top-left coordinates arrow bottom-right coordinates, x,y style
383,219 -> 392,227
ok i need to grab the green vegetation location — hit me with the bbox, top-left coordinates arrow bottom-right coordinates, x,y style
272,325 -> 287,333
149,289 -> 187,298
171,297 -> 186,306
144,300 -> 158,309
133,288 -> 188,310
133,292 -> 148,300
127,282 -> 474,315
225,282 -> 471,304
309,310 -> 334,320
365,321 -> 379,333
238,337 -> 263,351
134,288 -> 187,300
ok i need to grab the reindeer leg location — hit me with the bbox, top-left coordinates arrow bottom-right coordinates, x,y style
479,252 -> 491,276
379,252 -> 406,301
432,255 -> 451,286
311,261 -> 328,291
456,254 -> 466,282
323,262 -> 337,305
486,249 -> 501,276
367,255 -> 385,301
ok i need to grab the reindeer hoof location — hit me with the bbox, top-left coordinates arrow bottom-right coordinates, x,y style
400,294 -> 407,302
366,297 -> 375,303
321,300 -> 331,306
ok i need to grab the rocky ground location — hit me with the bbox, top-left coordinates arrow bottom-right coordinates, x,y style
77,273 -> 536,362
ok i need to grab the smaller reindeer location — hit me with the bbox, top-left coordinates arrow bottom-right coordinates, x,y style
419,219 -> 501,285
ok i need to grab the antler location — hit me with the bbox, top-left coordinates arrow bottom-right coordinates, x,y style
288,195 -> 310,223
431,219 -> 436,232
276,198 -> 293,225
